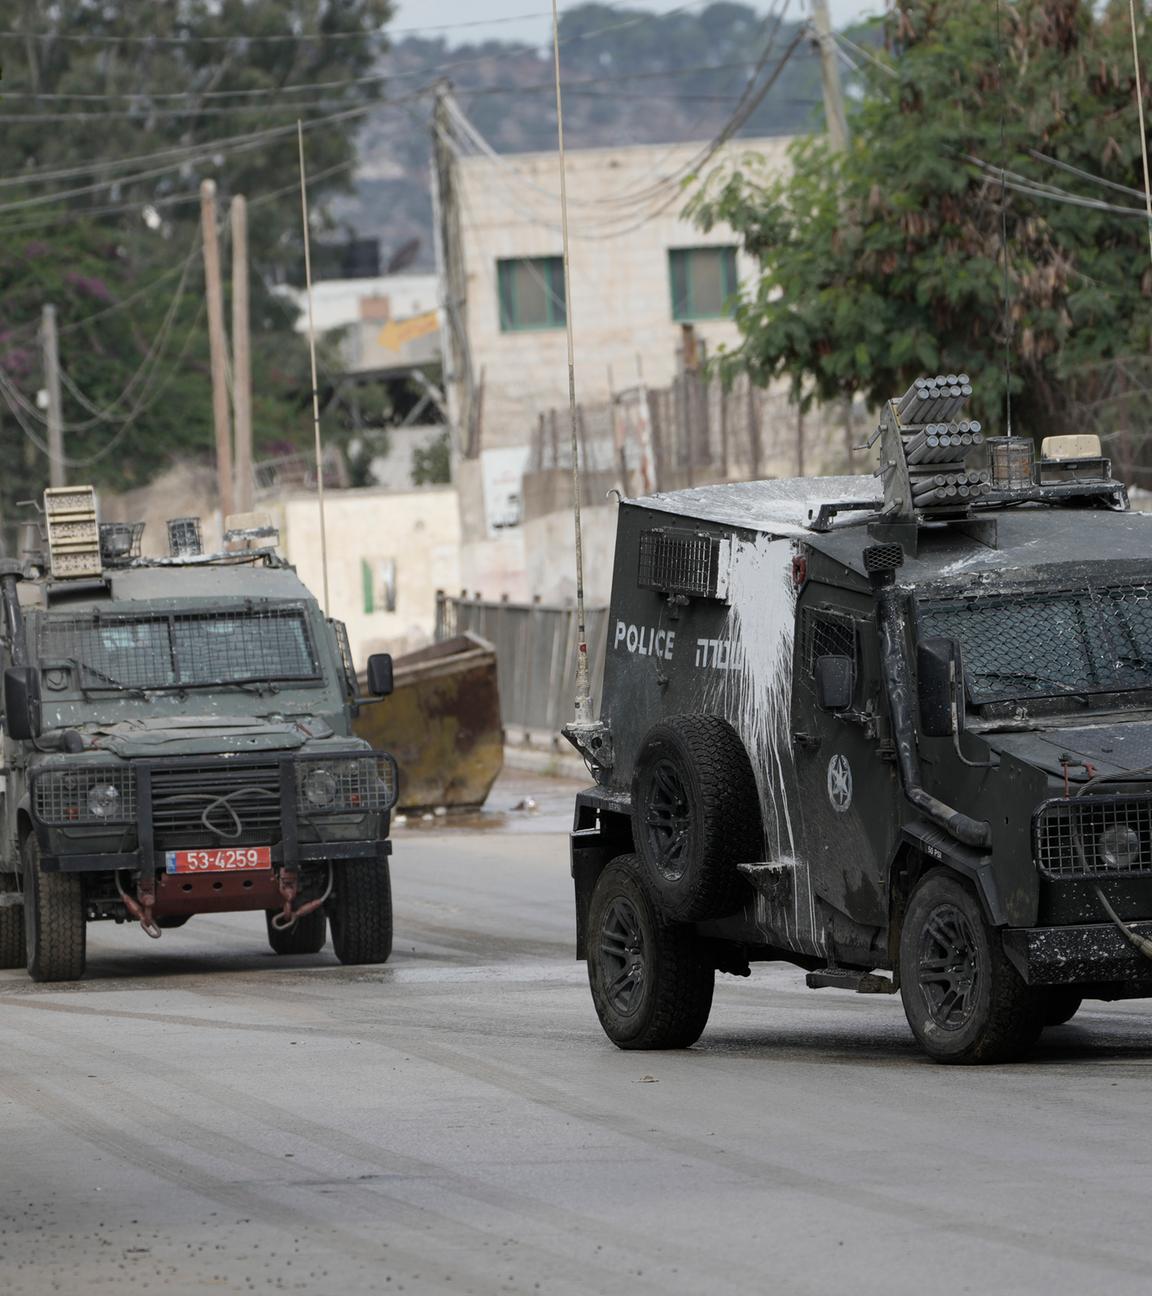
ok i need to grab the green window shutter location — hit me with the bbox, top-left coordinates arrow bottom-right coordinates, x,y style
721,247 -> 738,312
361,558 -> 374,614
497,260 -> 515,331
669,249 -> 690,320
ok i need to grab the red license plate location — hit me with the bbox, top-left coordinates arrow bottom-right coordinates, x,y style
164,846 -> 272,874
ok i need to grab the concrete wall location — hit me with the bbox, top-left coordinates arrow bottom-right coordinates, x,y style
103,470 -> 460,665
281,485 -> 461,665
522,503 -> 618,607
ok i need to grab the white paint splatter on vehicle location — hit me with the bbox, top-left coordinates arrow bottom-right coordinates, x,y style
708,533 -> 825,956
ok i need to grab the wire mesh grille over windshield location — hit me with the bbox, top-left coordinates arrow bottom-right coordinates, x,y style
919,585 -> 1152,704
38,604 -> 319,691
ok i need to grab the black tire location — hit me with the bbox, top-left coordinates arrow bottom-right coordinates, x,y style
0,873 -> 26,969
1042,988 -> 1083,1028
587,854 -> 714,1050
329,860 -> 392,966
631,714 -> 762,922
22,836 -> 85,983
265,908 -> 328,956
899,869 -> 1043,1064
156,915 -> 191,930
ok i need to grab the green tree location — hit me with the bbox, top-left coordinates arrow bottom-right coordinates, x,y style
688,0 -> 1152,450
0,0 -> 392,531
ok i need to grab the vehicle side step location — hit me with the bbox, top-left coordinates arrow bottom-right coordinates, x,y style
805,969 -> 898,995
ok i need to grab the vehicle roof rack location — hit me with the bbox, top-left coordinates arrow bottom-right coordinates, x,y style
870,374 -> 1126,525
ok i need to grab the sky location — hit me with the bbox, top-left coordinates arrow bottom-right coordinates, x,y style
390,1 -> 887,48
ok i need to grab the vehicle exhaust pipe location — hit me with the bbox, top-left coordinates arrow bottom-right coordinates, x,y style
865,545 -> 992,850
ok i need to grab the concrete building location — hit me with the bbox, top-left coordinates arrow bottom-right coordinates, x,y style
435,128 -> 796,600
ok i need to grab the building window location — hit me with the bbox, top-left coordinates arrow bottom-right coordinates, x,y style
668,246 -> 739,321
497,256 -> 566,331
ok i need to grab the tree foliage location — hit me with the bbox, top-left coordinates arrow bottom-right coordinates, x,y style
689,0 -> 1152,443
0,0 -> 391,530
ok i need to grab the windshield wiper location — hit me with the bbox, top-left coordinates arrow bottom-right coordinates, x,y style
164,679 -> 283,696
65,658 -> 147,698
974,670 -> 1079,689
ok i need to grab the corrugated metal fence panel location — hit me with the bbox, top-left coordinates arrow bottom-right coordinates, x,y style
436,597 -> 610,733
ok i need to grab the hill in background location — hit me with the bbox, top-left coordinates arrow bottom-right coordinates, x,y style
335,3 -> 843,271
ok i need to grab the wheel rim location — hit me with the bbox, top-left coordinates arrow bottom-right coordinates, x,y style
916,902 -> 981,1031
643,758 -> 691,881
597,895 -> 647,1017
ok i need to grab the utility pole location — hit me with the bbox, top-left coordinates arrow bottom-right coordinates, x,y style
231,194 -> 253,513
41,304 -> 65,487
811,0 -> 850,154
200,178 -> 234,519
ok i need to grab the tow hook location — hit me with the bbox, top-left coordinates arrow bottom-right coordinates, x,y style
116,870 -> 161,939
271,863 -> 333,932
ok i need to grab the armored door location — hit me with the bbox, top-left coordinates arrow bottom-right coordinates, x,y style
790,593 -> 900,931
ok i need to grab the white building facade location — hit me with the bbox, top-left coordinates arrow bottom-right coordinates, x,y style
437,134 -> 795,601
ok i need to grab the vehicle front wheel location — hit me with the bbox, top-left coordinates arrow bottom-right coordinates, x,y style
587,854 -> 714,1050
899,869 -> 1042,1064
265,908 -> 328,956
22,836 -> 85,983
0,872 -> 26,969
328,860 -> 392,966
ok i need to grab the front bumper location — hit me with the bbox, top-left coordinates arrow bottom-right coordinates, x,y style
31,750 -> 397,874
1003,921 -> 1152,988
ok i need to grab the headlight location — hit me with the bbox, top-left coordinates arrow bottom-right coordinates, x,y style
303,767 -> 338,809
86,784 -> 122,819
33,766 -> 135,824
1096,825 -> 1141,871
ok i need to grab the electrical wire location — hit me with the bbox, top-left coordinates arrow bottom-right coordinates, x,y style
437,11 -> 802,239
0,1 -> 714,47
0,104 -> 371,216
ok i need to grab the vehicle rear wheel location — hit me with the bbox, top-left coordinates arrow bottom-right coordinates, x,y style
631,714 -> 762,922
899,869 -> 1042,1064
1041,988 -> 1083,1028
0,872 -> 26,969
22,836 -> 85,983
329,860 -> 392,966
156,916 -> 190,930
587,854 -> 714,1050
265,908 -> 327,956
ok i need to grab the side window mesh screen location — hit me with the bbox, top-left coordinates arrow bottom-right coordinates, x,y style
800,610 -> 857,694
637,528 -> 729,600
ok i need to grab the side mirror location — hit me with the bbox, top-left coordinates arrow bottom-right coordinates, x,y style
4,666 -> 42,740
365,652 -> 394,698
918,636 -> 965,738
815,655 -> 854,711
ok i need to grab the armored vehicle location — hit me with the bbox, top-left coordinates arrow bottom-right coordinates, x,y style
567,377 -> 1152,1063
0,489 -> 397,982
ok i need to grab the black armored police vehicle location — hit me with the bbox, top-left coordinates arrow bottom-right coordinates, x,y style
567,375 -> 1152,1064
0,487 -> 398,982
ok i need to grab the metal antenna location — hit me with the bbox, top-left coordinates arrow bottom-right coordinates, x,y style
995,0 -> 1013,436
550,0 -> 592,725
1128,0 -> 1152,274
297,119 -> 331,616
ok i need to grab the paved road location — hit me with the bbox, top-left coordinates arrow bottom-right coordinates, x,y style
3,773 -> 1152,1295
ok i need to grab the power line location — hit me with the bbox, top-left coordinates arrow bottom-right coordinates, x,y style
0,1 -> 713,48
0,104 -> 370,216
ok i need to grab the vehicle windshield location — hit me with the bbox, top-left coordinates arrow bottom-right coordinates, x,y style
36,603 -> 320,692
918,584 -> 1152,704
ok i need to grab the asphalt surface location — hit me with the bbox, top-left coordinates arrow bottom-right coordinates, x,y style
3,771 -> 1152,1295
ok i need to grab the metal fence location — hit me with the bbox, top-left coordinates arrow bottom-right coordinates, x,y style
524,368 -> 865,520
436,593 -> 610,735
